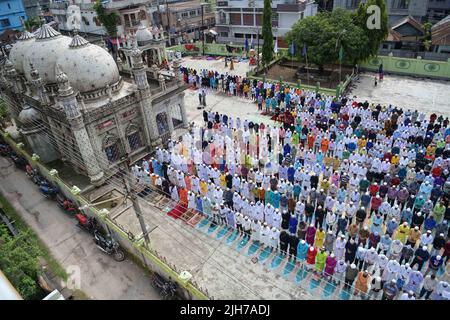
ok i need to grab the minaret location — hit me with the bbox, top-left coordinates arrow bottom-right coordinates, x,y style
29,61 -> 50,104
55,65 -> 105,186
4,59 -> 21,93
130,35 -> 161,149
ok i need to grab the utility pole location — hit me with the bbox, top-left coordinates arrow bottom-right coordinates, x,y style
257,26 -> 260,68
201,2 -> 206,55
120,154 -> 150,249
165,0 -> 171,46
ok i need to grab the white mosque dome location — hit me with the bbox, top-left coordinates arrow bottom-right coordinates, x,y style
18,105 -> 41,125
56,33 -> 120,93
135,22 -> 153,44
22,24 -> 72,84
9,31 -> 35,73
9,23 -> 120,94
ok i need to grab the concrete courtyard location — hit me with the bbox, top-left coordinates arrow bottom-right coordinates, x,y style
349,72 -> 450,116
180,56 -> 254,78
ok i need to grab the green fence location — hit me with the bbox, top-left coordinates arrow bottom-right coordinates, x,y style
168,42 -> 353,96
360,56 -> 450,80
0,131 -> 209,301
168,42 -> 261,57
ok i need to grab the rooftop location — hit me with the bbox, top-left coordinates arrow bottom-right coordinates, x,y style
432,15 -> 450,46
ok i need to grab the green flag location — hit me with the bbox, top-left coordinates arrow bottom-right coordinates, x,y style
339,46 -> 344,62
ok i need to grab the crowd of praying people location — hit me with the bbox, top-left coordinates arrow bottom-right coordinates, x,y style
134,69 -> 450,300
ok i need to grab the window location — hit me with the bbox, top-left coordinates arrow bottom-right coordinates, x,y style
234,33 -> 244,38
126,123 -> 142,152
103,134 -> 121,162
156,113 -> 170,135
105,144 -> 120,162
127,132 -> 142,151
230,13 -> 241,25
219,11 -> 227,24
82,16 -> 90,26
181,12 -> 189,18
93,16 -> 101,26
243,14 -> 253,26
190,10 -> 197,17
0,19 -> 11,27
392,0 -> 409,9
220,31 -> 228,37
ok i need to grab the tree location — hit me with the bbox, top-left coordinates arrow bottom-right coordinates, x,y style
0,226 -> 44,299
421,22 -> 433,51
261,0 -> 274,67
286,9 -> 369,70
23,17 -> 41,32
0,98 -> 8,128
93,0 -> 119,37
353,0 -> 389,57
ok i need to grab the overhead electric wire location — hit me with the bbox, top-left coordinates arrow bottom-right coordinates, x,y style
1,102 -> 270,298
3,99 -> 370,298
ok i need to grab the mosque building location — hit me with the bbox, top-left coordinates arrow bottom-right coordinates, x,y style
0,21 -> 188,186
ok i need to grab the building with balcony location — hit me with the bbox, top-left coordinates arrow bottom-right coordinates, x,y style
155,0 -> 216,46
332,0 -> 429,25
50,0 -> 159,37
0,0 -> 27,34
427,0 -> 450,24
215,0 -> 317,46
22,0 -> 51,19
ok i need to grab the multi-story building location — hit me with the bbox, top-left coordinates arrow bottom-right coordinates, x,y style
0,0 -> 27,34
333,0 -> 429,25
50,0 -> 159,37
427,0 -> 450,24
1,22 -> 188,185
155,0 -> 216,46
22,0 -> 51,19
332,0 -> 450,25
215,0 -> 317,46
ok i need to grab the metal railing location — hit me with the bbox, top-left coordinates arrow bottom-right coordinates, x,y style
0,131 -> 209,300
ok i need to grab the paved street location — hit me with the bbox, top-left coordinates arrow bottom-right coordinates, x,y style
0,156 -> 161,300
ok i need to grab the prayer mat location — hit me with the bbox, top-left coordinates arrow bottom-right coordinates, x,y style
167,203 -> 187,219
187,213 -> 203,227
236,236 -> 250,251
270,253 -> 284,270
226,230 -> 239,245
322,282 -> 337,298
246,241 -> 261,256
216,225 -> 229,239
258,246 -> 272,264
282,260 -> 296,277
295,267 -> 308,283
196,217 -> 210,229
207,222 -> 219,234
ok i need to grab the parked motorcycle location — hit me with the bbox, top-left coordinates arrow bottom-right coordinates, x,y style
10,153 -> 28,170
93,229 -> 125,262
75,212 -> 99,234
0,143 -> 12,156
56,193 -> 78,215
151,272 -> 179,300
39,181 -> 59,200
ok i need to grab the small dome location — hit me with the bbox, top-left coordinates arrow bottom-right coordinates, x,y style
135,22 -> 153,44
8,31 -> 35,73
56,34 -> 120,93
18,105 -> 41,125
22,24 -> 72,84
